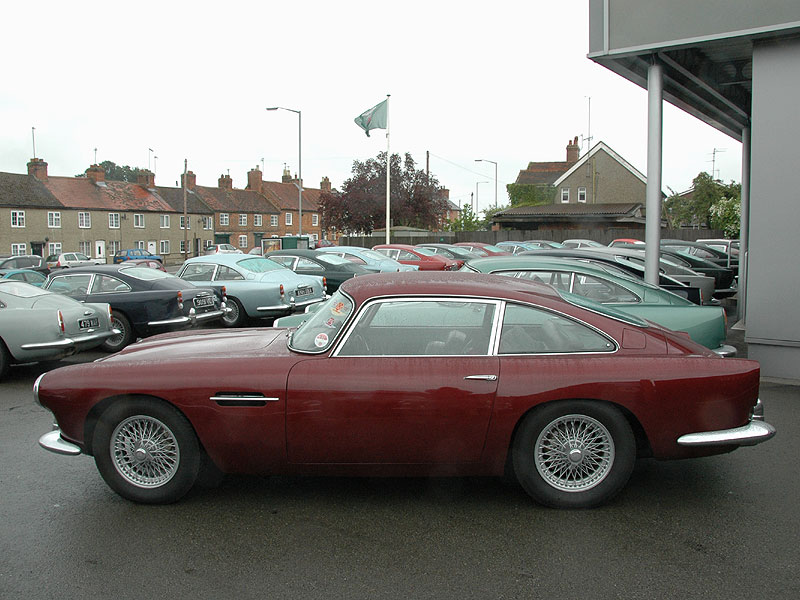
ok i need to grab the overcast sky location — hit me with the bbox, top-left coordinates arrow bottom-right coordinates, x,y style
1,1 -> 743,214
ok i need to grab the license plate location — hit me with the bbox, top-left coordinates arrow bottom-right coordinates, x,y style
79,317 -> 99,329
194,295 -> 214,307
295,286 -> 312,297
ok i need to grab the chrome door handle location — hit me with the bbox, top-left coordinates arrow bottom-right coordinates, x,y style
464,375 -> 497,381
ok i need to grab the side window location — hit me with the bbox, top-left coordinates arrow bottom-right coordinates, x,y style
499,304 -> 615,354
91,275 -> 131,294
572,274 -> 639,303
180,263 -> 216,281
49,274 -> 93,297
215,266 -> 245,281
398,250 -> 419,261
342,254 -> 367,265
296,258 -> 323,272
338,299 -> 496,356
269,256 -> 296,268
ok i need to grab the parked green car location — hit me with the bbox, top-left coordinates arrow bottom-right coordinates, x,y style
463,256 -> 735,357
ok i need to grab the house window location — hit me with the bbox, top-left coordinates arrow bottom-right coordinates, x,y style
160,214 -> 170,228
578,187 -> 587,203
180,216 -> 190,230
560,188 -> 570,203
204,239 -> 213,249
203,216 -> 213,230
78,241 -> 92,255
78,212 -> 91,228
285,213 -> 292,226
180,240 -> 188,254
239,214 -> 247,227
238,235 -> 248,248
48,242 -> 62,256
219,213 -> 229,226
11,243 -> 27,255
312,214 -> 319,227
134,213 -> 145,228
270,215 -> 278,227
254,214 -> 262,227
160,240 -> 170,254
110,241 -> 121,255
135,240 -> 145,250
48,211 -> 62,228
11,211 -> 25,227
109,213 -> 120,228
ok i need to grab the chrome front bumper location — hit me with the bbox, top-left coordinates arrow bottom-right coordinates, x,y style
677,399 -> 776,447
713,344 -> 738,358
39,428 -> 82,456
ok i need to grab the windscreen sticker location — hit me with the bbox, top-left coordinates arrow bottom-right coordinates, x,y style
330,301 -> 349,316
324,317 -> 337,328
314,333 -> 329,348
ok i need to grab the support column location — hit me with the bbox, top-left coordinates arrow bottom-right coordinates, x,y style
737,125 -> 750,325
645,60 -> 663,286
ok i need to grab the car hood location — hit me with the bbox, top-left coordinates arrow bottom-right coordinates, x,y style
96,327 -> 289,363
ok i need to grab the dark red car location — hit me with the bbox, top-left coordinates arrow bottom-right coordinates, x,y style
372,244 -> 460,271
35,272 -> 774,507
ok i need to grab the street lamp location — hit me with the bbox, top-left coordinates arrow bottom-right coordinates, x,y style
266,107 -> 303,237
475,181 -> 489,213
475,159 -> 498,209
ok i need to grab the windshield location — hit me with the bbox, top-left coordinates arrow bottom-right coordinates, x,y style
235,257 -> 284,273
289,290 -> 354,353
414,247 -> 437,256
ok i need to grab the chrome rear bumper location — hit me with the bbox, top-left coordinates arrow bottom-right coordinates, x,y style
677,400 -> 776,447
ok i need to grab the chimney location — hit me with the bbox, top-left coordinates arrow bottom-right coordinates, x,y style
219,173 -> 233,189
181,170 -> 197,190
247,166 -> 262,193
86,164 -> 105,183
566,136 -> 580,163
320,176 -> 331,193
281,166 -> 292,184
137,169 -> 155,187
27,158 -> 48,181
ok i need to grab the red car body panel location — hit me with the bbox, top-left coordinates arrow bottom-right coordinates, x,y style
36,273 -> 762,479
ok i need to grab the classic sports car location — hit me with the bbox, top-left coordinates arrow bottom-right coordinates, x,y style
372,244 -> 460,271
44,265 -> 225,352
0,268 -> 48,287
0,281 -> 115,380
316,246 -> 418,273
176,254 -> 326,327
265,249 -> 372,293
453,242 -> 512,256
35,272 -> 774,508
463,256 -> 735,356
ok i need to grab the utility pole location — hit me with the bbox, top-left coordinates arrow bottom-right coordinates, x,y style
183,159 -> 188,259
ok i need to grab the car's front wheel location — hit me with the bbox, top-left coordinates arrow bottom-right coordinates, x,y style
92,398 -> 200,504
512,400 -> 635,509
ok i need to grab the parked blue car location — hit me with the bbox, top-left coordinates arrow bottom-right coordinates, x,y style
113,248 -> 163,264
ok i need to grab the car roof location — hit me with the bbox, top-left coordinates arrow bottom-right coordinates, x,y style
266,249 -> 319,258
48,264 -> 129,275
465,255 -> 645,280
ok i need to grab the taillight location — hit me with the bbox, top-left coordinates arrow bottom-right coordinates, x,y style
57,310 -> 65,333
322,277 -> 327,292
279,284 -> 285,298
108,305 -> 113,324
221,285 -> 227,303
177,291 -> 184,310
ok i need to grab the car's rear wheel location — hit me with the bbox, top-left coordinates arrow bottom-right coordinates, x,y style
92,398 -> 200,504
512,400 -> 635,509
221,297 -> 246,327
101,313 -> 133,352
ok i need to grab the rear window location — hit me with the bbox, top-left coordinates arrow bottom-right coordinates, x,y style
235,257 -> 283,273
0,281 -> 49,298
119,266 -> 173,281
558,291 -> 649,327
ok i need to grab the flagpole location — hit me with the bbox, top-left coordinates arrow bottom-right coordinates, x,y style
385,94 -> 391,245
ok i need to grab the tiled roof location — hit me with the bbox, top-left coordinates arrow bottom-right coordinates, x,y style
192,186 -> 279,214
151,187 -> 215,215
515,161 -> 574,186
44,177 -> 174,211
496,203 -> 642,217
0,172 -> 62,208
261,181 -> 321,211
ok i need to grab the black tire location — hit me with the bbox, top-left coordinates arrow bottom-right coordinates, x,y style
0,341 -> 10,381
92,398 -> 200,504
101,312 -> 133,352
221,297 -> 246,327
512,400 -> 635,509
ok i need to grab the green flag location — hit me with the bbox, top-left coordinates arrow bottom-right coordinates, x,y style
354,99 -> 388,137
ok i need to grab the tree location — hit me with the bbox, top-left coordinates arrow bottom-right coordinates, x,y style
664,172 -> 740,229
445,203 -> 483,231
319,152 -> 448,234
506,183 -> 556,207
709,196 -> 741,238
75,160 -> 142,182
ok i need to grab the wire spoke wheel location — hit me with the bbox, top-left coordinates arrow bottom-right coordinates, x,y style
535,414 -> 614,492
111,415 -> 180,488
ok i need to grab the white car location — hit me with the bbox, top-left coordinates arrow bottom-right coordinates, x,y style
204,244 -> 243,255
45,252 -> 106,269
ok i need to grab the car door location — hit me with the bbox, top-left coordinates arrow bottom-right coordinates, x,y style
286,297 -> 500,465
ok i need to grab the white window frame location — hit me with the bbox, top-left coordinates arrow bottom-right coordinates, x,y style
11,211 -> 25,227
270,215 -> 278,227
160,215 -> 170,229
203,216 -> 213,230
254,214 -> 262,227
578,187 -> 587,203
108,213 -> 120,229
219,213 -> 229,226
180,215 -> 191,230
560,188 -> 570,203
239,214 -> 247,227
78,241 -> 92,256
133,213 -> 145,228
135,240 -> 145,250
180,240 -> 188,254
48,211 -> 62,228
160,240 -> 171,254
48,242 -> 62,256
110,240 -> 122,255
78,212 -> 91,228
312,214 -> 319,227
285,212 -> 292,226
11,243 -> 27,255
238,235 -> 248,248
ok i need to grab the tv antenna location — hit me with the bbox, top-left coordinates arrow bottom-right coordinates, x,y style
710,148 -> 727,180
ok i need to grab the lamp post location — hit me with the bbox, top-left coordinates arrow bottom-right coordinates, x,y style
475,159 -> 498,209
266,107 -> 303,238
475,181 -> 489,213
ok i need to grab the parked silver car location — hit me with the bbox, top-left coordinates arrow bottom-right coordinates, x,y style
203,244 -> 243,255
45,252 -> 106,269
